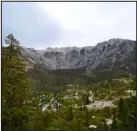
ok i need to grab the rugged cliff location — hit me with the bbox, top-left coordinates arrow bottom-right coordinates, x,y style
20,38 -> 136,73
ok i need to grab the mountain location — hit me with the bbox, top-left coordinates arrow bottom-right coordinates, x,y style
20,38 -> 136,73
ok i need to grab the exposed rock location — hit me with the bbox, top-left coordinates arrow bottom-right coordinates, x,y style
86,101 -> 115,109
105,119 -> 113,125
89,125 -> 97,129
19,38 -> 136,72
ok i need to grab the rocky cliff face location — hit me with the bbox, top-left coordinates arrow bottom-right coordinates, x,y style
20,38 -> 136,72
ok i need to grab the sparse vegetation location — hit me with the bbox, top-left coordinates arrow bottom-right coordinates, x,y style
2,34 -> 136,130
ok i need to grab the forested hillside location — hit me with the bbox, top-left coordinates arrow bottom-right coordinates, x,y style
2,34 -> 136,130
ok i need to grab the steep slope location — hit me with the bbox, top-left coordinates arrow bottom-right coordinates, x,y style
20,38 -> 136,73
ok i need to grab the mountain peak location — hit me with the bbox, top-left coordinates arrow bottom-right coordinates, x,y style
20,38 -> 136,72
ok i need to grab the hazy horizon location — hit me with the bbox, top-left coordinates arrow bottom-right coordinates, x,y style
18,38 -> 135,51
2,2 -> 136,49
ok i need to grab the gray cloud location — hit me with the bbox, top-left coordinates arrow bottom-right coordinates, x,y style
2,2 -> 136,49
2,2 -> 83,49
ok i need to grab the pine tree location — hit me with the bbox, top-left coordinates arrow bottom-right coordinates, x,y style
118,98 -> 124,118
84,107 -> 89,126
125,96 -> 136,130
82,93 -> 90,107
66,106 -> 73,121
2,34 -> 39,130
118,97 -> 125,129
111,115 -> 117,129
103,120 -> 108,130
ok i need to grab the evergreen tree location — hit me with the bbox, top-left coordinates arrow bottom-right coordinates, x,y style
118,98 -> 124,118
2,34 -> 38,130
118,97 -> 130,129
118,97 -> 125,129
103,120 -> 108,130
66,106 -> 73,121
125,96 -> 136,130
82,93 -> 90,107
84,107 -> 89,126
111,115 -> 117,129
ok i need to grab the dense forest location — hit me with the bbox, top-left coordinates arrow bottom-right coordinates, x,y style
2,34 -> 136,130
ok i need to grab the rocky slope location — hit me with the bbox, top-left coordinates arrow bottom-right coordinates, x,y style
20,38 -> 136,72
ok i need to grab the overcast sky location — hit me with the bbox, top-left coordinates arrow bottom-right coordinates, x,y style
2,2 -> 136,49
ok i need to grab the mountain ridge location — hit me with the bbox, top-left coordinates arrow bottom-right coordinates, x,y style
19,38 -> 136,73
